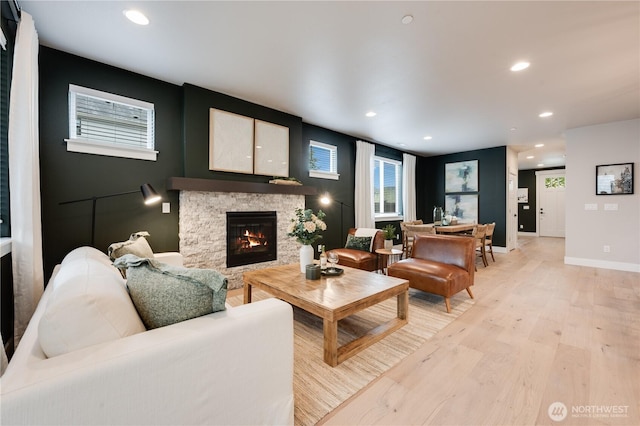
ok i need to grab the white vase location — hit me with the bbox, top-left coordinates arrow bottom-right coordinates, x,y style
384,239 -> 393,250
299,244 -> 314,273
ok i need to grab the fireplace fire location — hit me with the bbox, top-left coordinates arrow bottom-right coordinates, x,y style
226,211 -> 277,267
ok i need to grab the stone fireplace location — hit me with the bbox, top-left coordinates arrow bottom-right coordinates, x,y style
170,178 -> 315,289
226,211 -> 277,267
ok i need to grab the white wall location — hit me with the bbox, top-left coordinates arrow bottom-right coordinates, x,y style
565,119 -> 640,272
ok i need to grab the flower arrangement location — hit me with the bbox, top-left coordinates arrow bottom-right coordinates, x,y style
287,208 -> 327,245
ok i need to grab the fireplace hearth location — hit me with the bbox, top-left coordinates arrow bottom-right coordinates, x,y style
226,211 -> 277,267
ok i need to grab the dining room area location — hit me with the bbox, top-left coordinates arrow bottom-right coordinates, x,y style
399,217 -> 496,270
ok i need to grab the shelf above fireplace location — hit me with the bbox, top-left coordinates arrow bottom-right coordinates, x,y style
167,177 -> 317,196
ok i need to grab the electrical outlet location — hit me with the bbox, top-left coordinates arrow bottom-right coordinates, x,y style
162,202 -> 171,213
396,234 -> 400,239
603,245 -> 610,253
519,224 -> 523,229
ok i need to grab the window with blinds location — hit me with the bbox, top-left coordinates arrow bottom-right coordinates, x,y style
373,156 -> 403,219
66,85 -> 158,161
309,140 -> 339,180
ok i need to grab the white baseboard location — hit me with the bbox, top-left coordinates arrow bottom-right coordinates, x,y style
518,231 -> 538,237
564,256 -> 640,273
492,246 -> 508,254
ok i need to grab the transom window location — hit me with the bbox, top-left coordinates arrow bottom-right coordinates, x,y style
545,177 -> 565,188
66,84 -> 157,161
309,140 -> 339,180
374,156 -> 402,218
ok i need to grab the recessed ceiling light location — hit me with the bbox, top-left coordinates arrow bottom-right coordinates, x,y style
401,15 -> 414,25
510,127 -> 517,131
526,155 -> 534,159
537,163 -> 545,167
535,143 -> 545,148
365,111 -> 377,117
510,61 -> 530,72
539,111 -> 553,118
124,9 -> 149,25
423,136 -> 432,140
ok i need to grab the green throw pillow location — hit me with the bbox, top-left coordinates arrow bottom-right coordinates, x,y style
114,254 -> 228,329
345,235 -> 373,252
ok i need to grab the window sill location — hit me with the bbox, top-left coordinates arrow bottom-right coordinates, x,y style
1,237 -> 12,257
309,170 -> 339,180
65,139 -> 158,161
375,215 -> 404,222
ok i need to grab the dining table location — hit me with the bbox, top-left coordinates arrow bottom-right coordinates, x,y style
424,222 -> 477,234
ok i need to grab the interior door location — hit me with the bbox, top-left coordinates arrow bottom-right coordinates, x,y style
537,171 -> 566,237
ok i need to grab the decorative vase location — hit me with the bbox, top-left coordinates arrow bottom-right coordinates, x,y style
384,239 -> 393,250
433,206 -> 443,225
299,244 -> 314,273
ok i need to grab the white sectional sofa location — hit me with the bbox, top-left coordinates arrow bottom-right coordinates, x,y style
0,247 -> 294,425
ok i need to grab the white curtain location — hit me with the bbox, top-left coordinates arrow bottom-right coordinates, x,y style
8,12 -> 43,348
354,140 -> 375,228
402,153 -> 417,221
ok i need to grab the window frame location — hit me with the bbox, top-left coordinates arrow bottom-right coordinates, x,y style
373,156 -> 403,220
308,140 -> 339,180
66,84 -> 158,161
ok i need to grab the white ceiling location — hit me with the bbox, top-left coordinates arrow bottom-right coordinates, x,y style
19,1 -> 640,170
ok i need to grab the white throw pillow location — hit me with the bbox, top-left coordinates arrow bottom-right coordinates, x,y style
38,256 -> 146,358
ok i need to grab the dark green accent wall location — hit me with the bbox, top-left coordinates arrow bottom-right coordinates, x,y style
39,47 -> 182,278
1,252 -> 14,358
518,166 -> 566,233
38,46 -> 513,279
182,83 -> 304,181
417,146 -> 508,247
300,124 -> 356,250
518,169 -> 537,232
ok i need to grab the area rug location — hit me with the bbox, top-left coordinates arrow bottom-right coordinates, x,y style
227,288 -> 474,425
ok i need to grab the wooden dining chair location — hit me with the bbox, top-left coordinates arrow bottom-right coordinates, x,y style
484,222 -> 496,262
472,224 -> 488,268
400,220 -> 424,258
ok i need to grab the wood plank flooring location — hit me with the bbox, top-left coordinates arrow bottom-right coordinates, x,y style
320,236 -> 640,425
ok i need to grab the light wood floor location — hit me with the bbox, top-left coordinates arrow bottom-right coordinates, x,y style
320,236 -> 640,426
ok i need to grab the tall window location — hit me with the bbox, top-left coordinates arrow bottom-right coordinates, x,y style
373,156 -> 402,218
66,84 -> 157,161
309,140 -> 339,180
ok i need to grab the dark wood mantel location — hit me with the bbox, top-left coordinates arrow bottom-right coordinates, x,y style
167,177 -> 317,196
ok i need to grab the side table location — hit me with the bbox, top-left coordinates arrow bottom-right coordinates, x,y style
375,248 -> 403,275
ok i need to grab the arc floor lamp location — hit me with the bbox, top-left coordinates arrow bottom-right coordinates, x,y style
320,194 -> 352,238
60,183 -> 161,246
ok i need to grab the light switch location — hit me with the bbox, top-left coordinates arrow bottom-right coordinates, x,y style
162,202 -> 170,213
584,203 -> 598,211
604,203 -> 618,211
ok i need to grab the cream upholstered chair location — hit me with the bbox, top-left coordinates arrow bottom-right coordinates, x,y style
484,222 -> 496,262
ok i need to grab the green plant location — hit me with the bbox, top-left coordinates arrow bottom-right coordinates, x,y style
382,224 -> 396,240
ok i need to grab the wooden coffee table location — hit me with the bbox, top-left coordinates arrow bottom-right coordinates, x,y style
243,263 -> 409,366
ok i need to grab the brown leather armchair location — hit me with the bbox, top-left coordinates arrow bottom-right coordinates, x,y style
387,234 -> 475,313
326,228 -> 385,272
